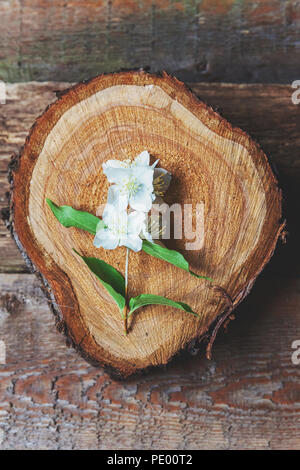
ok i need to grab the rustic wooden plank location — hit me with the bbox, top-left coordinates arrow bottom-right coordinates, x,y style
0,272 -> 299,449
0,79 -> 298,447
0,81 -> 297,274
0,1 -> 300,83
0,82 -> 70,272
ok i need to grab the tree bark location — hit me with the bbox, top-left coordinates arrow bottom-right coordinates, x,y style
9,71 -> 284,378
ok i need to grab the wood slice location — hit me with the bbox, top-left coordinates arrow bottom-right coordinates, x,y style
10,71 -> 284,378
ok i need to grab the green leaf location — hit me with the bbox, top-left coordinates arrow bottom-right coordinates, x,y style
46,200 -> 212,281
46,198 -> 104,235
142,240 -> 212,281
128,294 -> 199,318
73,250 -> 125,313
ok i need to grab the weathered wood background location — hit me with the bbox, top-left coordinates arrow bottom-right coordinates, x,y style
0,82 -> 299,449
1,0 -> 300,83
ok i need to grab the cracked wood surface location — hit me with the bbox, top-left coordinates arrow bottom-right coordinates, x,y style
0,82 -> 299,449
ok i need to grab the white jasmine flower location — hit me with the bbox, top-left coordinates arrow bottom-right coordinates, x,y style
97,151 -> 171,250
102,151 -> 158,212
94,206 -> 147,252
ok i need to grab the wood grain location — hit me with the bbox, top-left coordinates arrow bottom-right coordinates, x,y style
0,0 -> 300,84
0,81 -> 297,276
0,273 -> 299,449
8,71 -> 282,376
0,81 -> 299,449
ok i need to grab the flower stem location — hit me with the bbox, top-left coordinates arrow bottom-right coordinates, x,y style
123,247 -> 130,335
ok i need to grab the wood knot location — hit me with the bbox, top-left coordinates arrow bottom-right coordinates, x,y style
0,207 -> 9,222
55,319 -> 66,333
0,294 -> 22,316
280,229 -> 288,244
8,153 -> 20,173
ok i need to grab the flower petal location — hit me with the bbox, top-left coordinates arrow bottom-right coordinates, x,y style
134,150 -> 150,167
132,166 -> 154,189
102,159 -> 127,170
93,228 -> 119,250
102,203 -> 116,226
103,166 -> 131,184
120,234 -> 143,252
103,206 -> 128,233
129,185 -> 154,212
127,211 -> 146,235
104,185 -> 128,214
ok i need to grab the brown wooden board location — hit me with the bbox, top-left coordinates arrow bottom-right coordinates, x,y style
0,81 -> 299,449
0,1 -> 300,84
0,273 -> 299,449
